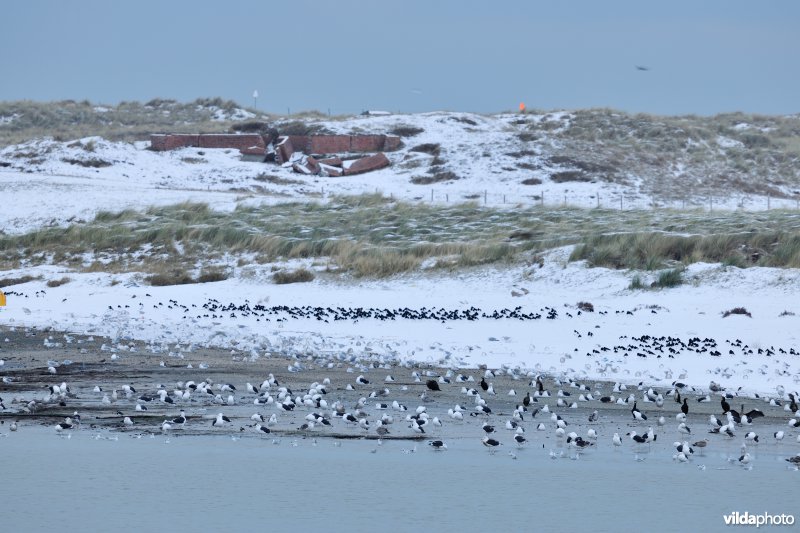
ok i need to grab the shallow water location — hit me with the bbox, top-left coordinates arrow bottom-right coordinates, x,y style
1,427 -> 797,532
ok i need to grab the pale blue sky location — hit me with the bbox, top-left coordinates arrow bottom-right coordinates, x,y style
2,1 -> 798,115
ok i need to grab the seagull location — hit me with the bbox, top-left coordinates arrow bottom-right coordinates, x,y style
627,431 -> 648,444
55,417 -> 74,431
744,431 -> 759,443
428,440 -> 448,450
738,452 -> 751,465
212,413 -> 231,427
482,437 -> 502,448
631,402 -> 647,421
692,439 -> 709,454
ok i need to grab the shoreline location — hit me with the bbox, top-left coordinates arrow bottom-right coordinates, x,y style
2,326 -> 797,451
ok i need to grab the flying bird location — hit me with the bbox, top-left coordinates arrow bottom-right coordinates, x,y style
635,65 -> 650,71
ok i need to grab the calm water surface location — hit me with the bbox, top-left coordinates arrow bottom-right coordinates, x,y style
1,427 -> 797,532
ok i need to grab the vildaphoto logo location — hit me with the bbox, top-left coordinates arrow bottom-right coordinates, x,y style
723,512 -> 795,527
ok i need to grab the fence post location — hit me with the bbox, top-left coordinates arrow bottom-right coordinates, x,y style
767,195 -> 770,210
431,189 -> 434,202
484,190 -> 487,205
619,196 -> 623,210
503,194 -> 506,204
446,193 -> 449,202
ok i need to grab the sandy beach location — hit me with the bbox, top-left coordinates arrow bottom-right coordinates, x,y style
2,325 -> 796,447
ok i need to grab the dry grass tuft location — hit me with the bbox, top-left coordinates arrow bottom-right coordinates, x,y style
0,275 -> 39,287
272,268 -> 315,284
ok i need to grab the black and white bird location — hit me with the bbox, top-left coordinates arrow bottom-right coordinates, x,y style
675,441 -> 693,455
567,436 -> 594,449
212,413 -> 231,427
744,431 -> 759,443
55,417 -> 74,431
631,402 -> 647,421
482,437 -> 501,447
627,431 -> 648,444
514,434 -> 527,446
428,440 -> 447,450
738,452 -> 752,465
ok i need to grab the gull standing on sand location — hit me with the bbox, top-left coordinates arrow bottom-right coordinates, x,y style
213,413 -> 231,427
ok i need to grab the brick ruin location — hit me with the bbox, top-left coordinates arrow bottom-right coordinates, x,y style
150,134 -> 267,153
150,133 -> 401,176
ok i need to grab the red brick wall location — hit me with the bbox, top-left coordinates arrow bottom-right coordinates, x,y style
307,136 -> 351,154
198,134 -> 264,150
349,135 -> 385,152
151,134 -> 201,150
151,133 -> 400,154
150,134 -> 264,152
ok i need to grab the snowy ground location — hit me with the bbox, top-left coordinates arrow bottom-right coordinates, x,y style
1,112 -> 799,399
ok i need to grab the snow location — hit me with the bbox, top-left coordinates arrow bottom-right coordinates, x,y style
0,113 -> 20,125
212,107 -> 255,122
716,136 -> 744,149
1,112 -> 799,397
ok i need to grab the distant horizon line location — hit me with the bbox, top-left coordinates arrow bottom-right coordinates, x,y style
1,97 -> 798,119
